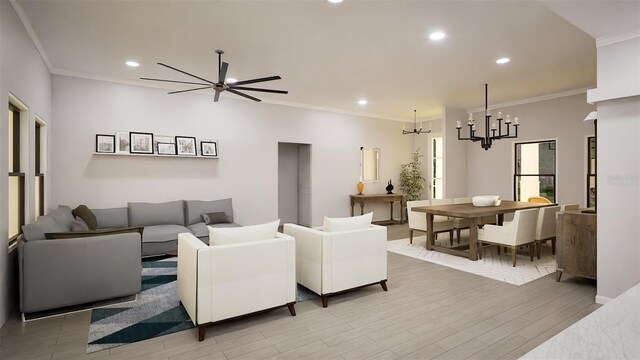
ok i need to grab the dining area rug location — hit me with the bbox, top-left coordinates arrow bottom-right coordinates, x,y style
387,235 -> 557,286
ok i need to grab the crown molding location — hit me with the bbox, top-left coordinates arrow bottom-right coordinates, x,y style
466,87 -> 592,114
596,29 -> 640,48
10,0 -> 53,71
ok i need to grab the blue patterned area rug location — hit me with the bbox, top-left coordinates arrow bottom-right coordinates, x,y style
87,256 -> 318,353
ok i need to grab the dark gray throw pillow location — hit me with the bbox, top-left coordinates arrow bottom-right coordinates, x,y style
45,227 -> 144,240
201,212 -> 230,225
72,205 -> 97,230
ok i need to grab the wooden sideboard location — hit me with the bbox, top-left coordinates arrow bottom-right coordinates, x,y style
349,194 -> 405,225
556,210 -> 597,281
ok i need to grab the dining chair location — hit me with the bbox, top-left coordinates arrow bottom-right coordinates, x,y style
534,205 -> 561,259
528,196 -> 552,204
560,204 -> 579,211
407,200 -> 454,245
452,197 -> 496,244
477,208 -> 539,267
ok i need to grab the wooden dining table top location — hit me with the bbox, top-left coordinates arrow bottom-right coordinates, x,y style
411,200 -> 554,218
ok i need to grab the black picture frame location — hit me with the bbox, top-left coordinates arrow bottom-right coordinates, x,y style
95,134 -> 115,153
157,142 -> 176,155
175,136 -> 197,156
200,141 -> 218,157
130,132 -> 154,154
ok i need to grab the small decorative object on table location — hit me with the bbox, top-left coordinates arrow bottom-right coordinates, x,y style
356,181 -> 364,195
472,195 -> 501,207
386,180 -> 394,194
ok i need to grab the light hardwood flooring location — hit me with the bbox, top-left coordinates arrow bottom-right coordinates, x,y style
0,224 -> 598,360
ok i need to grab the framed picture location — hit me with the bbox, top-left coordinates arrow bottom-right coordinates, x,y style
95,134 -> 115,153
115,131 -> 130,153
200,141 -> 218,157
154,135 -> 174,153
157,142 -> 176,155
130,132 -> 154,154
175,136 -> 197,156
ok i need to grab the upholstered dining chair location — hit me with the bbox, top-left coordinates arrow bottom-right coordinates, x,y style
534,205 -> 561,259
528,196 -> 552,204
477,208 -> 539,267
451,197 -> 497,244
560,204 -> 580,211
407,200 -> 454,246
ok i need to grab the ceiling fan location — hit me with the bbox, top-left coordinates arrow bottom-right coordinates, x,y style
140,50 -> 288,102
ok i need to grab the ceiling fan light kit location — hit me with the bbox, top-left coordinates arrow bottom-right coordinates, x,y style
140,50 -> 288,102
456,84 -> 519,150
403,109 -> 431,135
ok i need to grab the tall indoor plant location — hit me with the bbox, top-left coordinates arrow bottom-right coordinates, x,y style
399,150 -> 425,202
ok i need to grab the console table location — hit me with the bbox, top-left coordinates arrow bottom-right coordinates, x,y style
350,194 -> 405,225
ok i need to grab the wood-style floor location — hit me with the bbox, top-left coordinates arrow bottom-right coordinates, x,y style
0,224 -> 599,360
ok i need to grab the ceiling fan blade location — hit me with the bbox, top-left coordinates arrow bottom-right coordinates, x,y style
232,76 -> 282,86
157,62 -> 215,84
219,62 -> 228,84
140,77 -> 210,86
227,88 -> 262,102
228,86 -> 288,94
214,90 -> 221,102
167,86 -> 212,95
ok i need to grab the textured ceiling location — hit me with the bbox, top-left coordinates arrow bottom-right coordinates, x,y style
17,0 -> 600,120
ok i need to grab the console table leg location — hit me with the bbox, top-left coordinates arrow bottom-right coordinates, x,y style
390,202 -> 394,221
360,203 -> 364,215
351,201 -> 354,217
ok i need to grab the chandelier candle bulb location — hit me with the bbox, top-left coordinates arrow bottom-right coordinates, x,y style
505,114 -> 511,123
492,122 -> 497,129
457,121 -> 462,129
514,117 -> 519,125
497,111 -> 503,119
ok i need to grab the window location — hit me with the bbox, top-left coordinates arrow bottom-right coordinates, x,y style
8,103 -> 25,243
35,120 -> 45,217
587,136 -> 596,208
431,136 -> 444,199
514,140 -> 556,203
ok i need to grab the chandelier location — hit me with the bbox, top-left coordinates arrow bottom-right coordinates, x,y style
456,84 -> 519,150
403,110 -> 431,135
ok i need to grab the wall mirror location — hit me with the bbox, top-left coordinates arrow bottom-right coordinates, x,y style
361,147 -> 380,183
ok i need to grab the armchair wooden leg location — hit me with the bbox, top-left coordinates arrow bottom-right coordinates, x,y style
551,238 -> 556,255
556,270 -> 563,282
478,240 -> 483,259
380,280 -> 388,291
497,245 -> 501,256
456,228 -> 461,244
287,303 -> 296,316
198,325 -> 207,341
512,247 -> 517,267
536,240 -> 541,259
410,229 -> 414,244
321,295 -> 329,308
449,230 -> 454,246
529,243 -> 534,261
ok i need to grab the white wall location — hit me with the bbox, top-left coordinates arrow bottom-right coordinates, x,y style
589,36 -> 640,303
51,76 -> 412,226
278,142 -> 299,224
464,94 -> 594,204
0,1 -> 52,326
443,107 -> 468,198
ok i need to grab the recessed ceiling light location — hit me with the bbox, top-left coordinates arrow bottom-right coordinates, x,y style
429,31 -> 446,41
226,78 -> 237,83
125,61 -> 139,67
357,99 -> 367,106
496,57 -> 510,64
328,0 -> 343,3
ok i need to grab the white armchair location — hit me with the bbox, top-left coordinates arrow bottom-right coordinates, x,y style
407,200 -> 454,245
477,208 -> 539,267
283,223 -> 387,307
177,232 -> 296,341
535,205 -> 560,259
452,197 -> 497,244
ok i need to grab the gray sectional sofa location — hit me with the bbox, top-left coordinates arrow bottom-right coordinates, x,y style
18,198 -> 238,314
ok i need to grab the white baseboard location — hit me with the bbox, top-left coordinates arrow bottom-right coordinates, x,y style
595,294 -> 612,305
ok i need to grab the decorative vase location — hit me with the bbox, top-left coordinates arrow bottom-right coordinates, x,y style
357,182 -> 364,195
386,180 -> 394,194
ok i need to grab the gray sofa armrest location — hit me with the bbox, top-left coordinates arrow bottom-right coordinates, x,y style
19,233 -> 142,313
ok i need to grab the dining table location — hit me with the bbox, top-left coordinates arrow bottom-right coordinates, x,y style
411,200 -> 553,261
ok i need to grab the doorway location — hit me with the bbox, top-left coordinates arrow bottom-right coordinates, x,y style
278,142 -> 311,227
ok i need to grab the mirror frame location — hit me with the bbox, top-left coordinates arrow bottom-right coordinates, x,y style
360,147 -> 380,183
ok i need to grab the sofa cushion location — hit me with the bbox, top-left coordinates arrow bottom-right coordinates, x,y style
201,212 -> 230,225
48,206 -> 75,231
92,207 -> 129,229
323,212 -> 373,232
143,224 -> 190,243
209,220 -> 279,245
188,222 -> 241,238
72,205 -> 98,230
22,215 -> 65,241
185,199 -> 233,226
71,217 -> 90,231
45,227 -> 143,240
129,200 -> 185,227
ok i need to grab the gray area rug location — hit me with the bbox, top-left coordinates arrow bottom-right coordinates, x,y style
87,256 -> 317,353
